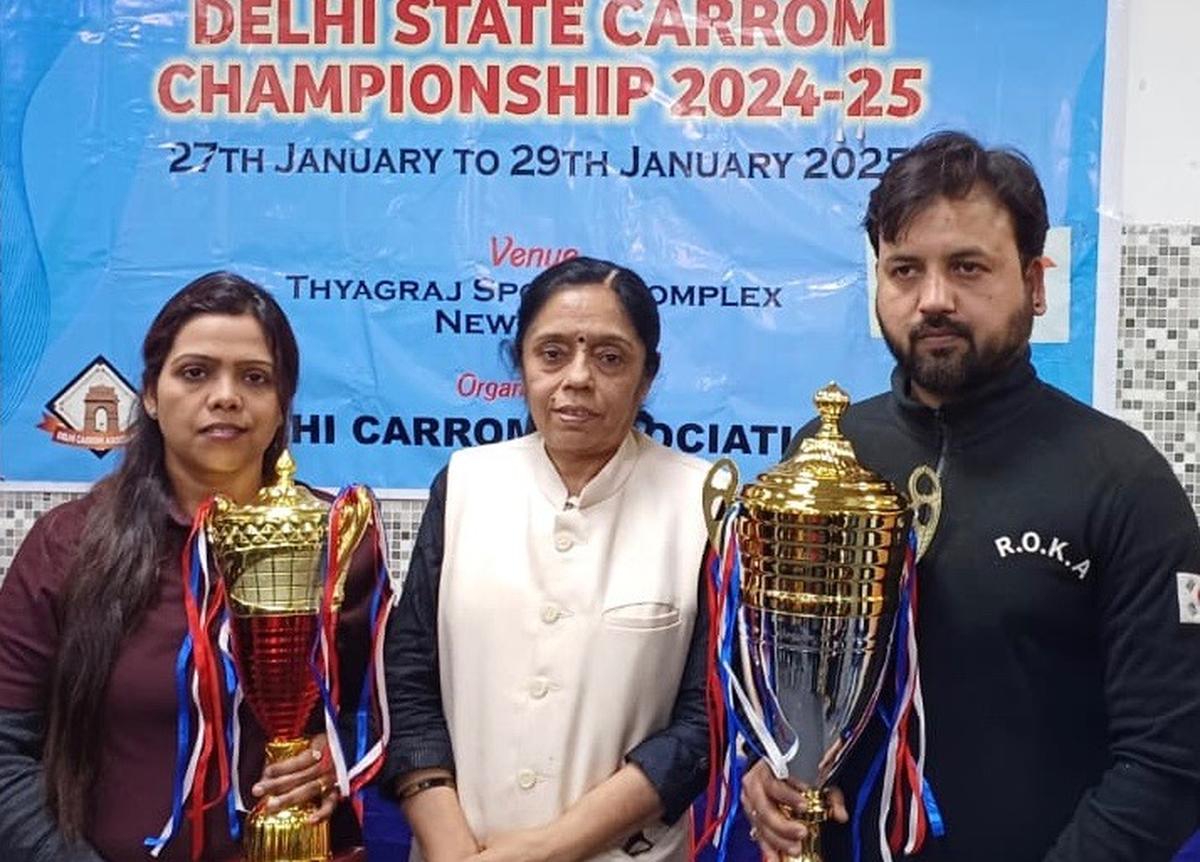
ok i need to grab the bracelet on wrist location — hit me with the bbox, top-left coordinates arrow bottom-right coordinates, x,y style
398,775 -> 456,800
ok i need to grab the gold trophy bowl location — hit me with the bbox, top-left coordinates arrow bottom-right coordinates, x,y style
704,384 -> 940,862
207,452 -> 372,862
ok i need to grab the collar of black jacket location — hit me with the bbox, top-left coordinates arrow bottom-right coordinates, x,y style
888,347 -> 1041,446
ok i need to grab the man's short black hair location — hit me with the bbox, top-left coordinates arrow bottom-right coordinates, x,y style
864,130 -> 1049,268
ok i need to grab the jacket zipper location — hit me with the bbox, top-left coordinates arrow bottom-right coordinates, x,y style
934,409 -> 950,478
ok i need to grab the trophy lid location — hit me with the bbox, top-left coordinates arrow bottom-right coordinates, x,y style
742,383 -> 908,516
207,451 -> 329,553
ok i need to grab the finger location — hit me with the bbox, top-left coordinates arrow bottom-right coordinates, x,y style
754,802 -> 807,847
760,776 -> 811,811
307,790 -> 340,824
827,786 -> 850,824
254,760 -> 328,798
740,765 -> 776,815
743,776 -> 807,847
260,746 -> 325,781
265,775 -> 335,813
755,816 -> 810,862
740,784 -> 759,816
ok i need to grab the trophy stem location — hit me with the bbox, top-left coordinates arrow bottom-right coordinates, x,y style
782,789 -> 826,862
267,738 -> 311,762
243,737 -> 331,862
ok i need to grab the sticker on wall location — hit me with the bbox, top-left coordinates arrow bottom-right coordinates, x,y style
37,356 -> 138,457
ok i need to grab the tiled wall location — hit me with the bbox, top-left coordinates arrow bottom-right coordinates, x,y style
3,225 -> 1199,581
0,490 -> 425,588
1117,225 -> 1200,512
1,491 -> 80,577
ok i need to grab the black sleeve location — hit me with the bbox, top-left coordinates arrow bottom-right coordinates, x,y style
1046,453 -> 1200,861
625,566 -> 712,824
377,468 -> 455,798
0,709 -> 105,862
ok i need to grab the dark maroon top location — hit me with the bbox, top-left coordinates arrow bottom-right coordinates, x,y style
0,491 -> 375,861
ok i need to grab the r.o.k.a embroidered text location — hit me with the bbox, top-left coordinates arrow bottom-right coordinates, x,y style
994,531 -> 1091,580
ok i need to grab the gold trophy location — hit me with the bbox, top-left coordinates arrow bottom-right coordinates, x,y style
704,384 -> 940,862
207,452 -> 372,862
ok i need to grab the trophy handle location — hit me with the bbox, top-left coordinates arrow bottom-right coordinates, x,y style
703,458 -> 739,553
907,465 -> 942,563
330,486 -> 375,607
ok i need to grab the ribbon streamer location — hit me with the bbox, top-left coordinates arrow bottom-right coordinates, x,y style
150,489 -> 394,856
850,529 -> 943,862
701,518 -> 943,862
147,503 -> 232,860
695,504 -> 799,861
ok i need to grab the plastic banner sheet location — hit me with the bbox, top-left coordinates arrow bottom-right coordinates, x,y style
1,0 -> 1107,488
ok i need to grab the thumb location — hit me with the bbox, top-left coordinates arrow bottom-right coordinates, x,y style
827,786 -> 850,824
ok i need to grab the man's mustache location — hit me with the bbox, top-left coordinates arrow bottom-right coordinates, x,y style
910,315 -> 972,342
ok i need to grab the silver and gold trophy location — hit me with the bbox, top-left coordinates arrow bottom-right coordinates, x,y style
704,384 -> 940,862
207,452 -> 373,862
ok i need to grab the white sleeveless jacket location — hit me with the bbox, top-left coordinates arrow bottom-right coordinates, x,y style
434,430 -> 709,861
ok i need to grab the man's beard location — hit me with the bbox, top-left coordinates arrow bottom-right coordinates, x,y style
880,302 -> 1034,401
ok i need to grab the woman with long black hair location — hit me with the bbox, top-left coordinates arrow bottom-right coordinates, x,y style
0,272 -> 373,861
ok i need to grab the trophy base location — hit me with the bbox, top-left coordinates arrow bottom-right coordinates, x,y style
781,788 -> 826,862
243,801 -> 331,862
230,844 -> 359,862
242,740 -> 331,862
783,846 -> 822,862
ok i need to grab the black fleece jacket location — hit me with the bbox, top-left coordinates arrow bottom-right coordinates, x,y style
800,355 -> 1200,862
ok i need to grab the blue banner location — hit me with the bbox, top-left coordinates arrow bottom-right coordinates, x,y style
1,0 -> 1107,488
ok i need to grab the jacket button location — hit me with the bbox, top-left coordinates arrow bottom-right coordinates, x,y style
554,534 -> 573,552
540,604 -> 561,624
517,769 -> 537,790
530,678 -> 550,699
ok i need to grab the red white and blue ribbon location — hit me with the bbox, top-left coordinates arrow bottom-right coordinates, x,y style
347,499 -> 395,818
216,611 -> 246,833
148,488 -> 393,859
850,529 -> 944,862
697,509 -> 943,862
310,487 -> 394,813
147,500 -> 233,860
695,502 -> 798,862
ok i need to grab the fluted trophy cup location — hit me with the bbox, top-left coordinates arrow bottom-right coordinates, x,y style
703,384 -> 940,862
207,452 -> 372,862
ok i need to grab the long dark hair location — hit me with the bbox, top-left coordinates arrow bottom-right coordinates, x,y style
44,271 -> 299,838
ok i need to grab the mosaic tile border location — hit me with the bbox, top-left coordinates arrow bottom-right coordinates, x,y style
1116,224 -> 1200,514
0,489 -> 425,587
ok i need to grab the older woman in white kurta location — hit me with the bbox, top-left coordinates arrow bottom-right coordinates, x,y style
381,257 -> 711,862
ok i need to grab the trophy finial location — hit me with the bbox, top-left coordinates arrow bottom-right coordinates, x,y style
275,450 -> 296,486
258,451 -> 300,506
813,383 -> 850,437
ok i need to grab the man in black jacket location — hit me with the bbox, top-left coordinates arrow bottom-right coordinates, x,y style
742,130 -> 1200,861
